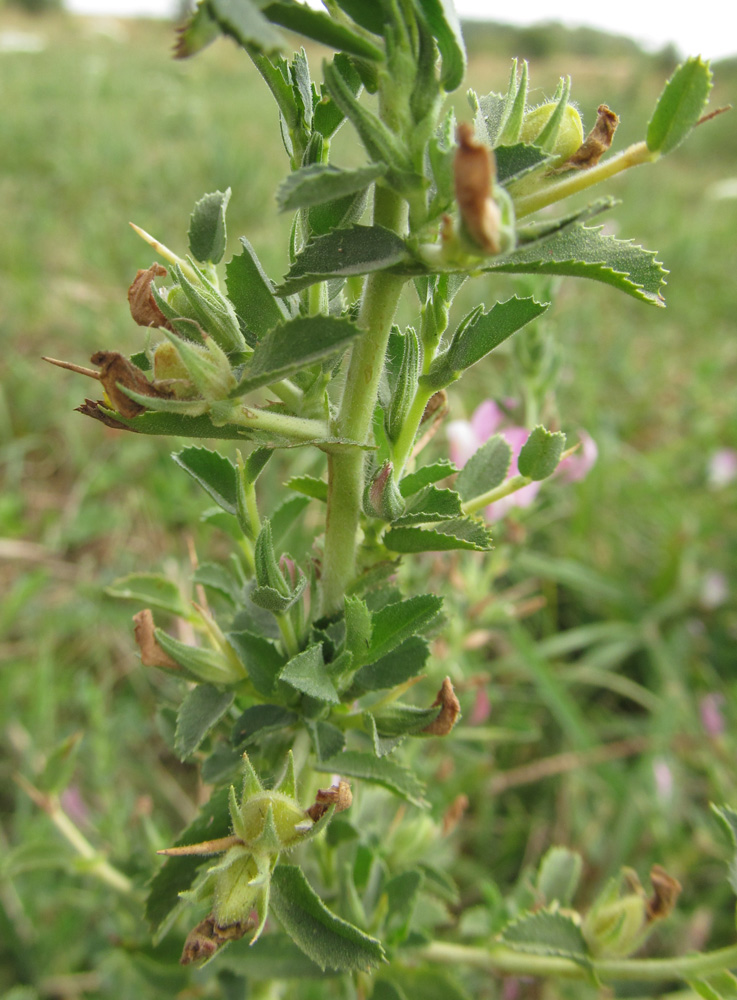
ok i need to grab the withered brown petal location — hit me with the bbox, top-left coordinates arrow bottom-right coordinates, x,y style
180,915 -> 253,965
132,609 -> 179,670
423,676 -> 461,736
646,864 -> 682,921
127,263 -> 173,331
75,398 -> 134,431
557,104 -> 619,171
454,123 -> 501,254
307,780 -> 353,822
90,351 -> 172,418
442,793 -> 469,835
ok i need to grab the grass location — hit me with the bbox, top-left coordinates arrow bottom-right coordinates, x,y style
1,8 -> 736,997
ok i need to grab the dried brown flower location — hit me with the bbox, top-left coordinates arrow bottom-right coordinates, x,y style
423,677 -> 461,736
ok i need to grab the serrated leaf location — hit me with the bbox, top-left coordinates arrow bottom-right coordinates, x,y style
399,460 -> 458,496
307,719 -> 346,761
384,518 -> 493,553
518,426 -> 566,480
193,563 -> 242,605
215,932 -> 331,978
174,0 -> 221,58
689,972 -> 737,1000
422,297 -> 548,390
251,579 -> 306,613
392,485 -> 462,525
106,573 -> 190,618
536,847 -> 583,906
231,704 -> 298,750
647,57 -> 713,156
482,224 -> 668,307
207,0 -> 285,55
173,446 -> 237,514
277,225 -> 412,296
315,751 -> 428,806
351,637 -> 430,694
279,644 -> 340,704
226,237 -> 290,345
278,163 -> 387,213
500,909 -> 590,964
86,404 -> 256,440
227,630 -> 286,697
188,189 -> 230,264
175,685 -> 234,759
269,864 -> 386,972
146,786 -> 232,935
496,143 -> 553,184
231,316 -> 360,396
262,2 -> 384,60
285,475 -> 328,502
415,0 -> 466,91
455,434 -> 511,501
368,594 -> 442,662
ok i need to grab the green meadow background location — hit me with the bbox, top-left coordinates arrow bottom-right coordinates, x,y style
1,8 -> 736,997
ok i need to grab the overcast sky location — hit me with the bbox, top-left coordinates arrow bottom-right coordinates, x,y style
65,0 -> 737,62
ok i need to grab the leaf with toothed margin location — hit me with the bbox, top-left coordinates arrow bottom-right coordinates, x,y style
314,751 -> 428,806
226,237 -> 290,347
481,224 -> 668,306
277,163 -> 387,213
499,909 -> 590,966
384,518 -> 493,553
189,189 -> 230,264
174,0 -> 221,58
175,685 -> 234,760
270,864 -> 386,972
277,225 -> 413,296
207,0 -> 285,56
262,2 -> 384,60
173,446 -> 237,514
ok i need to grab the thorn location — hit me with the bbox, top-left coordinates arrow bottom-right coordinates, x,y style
42,357 -> 101,379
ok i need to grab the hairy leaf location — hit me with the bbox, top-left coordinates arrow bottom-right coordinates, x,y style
285,475 -> 328,502
399,459 -> 458,496
194,563 -> 242,605
227,630 -> 286,697
175,685 -> 234,759
175,0 -> 221,58
216,932 -> 332,978
315,751 -> 428,806
154,630 -> 240,685
500,909 -> 590,964
263,2 -> 384,60
277,163 -> 386,212
231,704 -> 298,749
270,865 -> 386,971
647,57 -> 713,156
368,594 -> 442,662
351,636 -> 430,693
517,426 -> 566,480
415,0 -> 466,91
105,573 -> 190,618
455,434 -> 511,501
384,518 -> 493,553
391,486 -> 463,525
277,225 -> 412,296
173,446 -> 237,514
231,316 -> 360,396
207,0 -> 285,55
188,188 -> 230,264
279,644 -> 340,704
226,237 -> 290,344
536,847 -> 583,907
496,142 -> 553,184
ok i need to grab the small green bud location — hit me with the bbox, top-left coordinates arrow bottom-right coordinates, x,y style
582,890 -> 647,958
162,330 -> 236,402
519,103 -> 584,163
363,462 -> 406,521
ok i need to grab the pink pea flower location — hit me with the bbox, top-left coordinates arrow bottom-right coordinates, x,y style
708,448 -> 737,488
447,401 -> 596,521
699,693 -> 725,738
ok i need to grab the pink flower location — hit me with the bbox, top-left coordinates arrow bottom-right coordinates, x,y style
699,693 -> 725,738
708,448 -> 737,488
447,401 -> 596,520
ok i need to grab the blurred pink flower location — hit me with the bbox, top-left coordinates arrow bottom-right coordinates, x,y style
469,685 -> 491,725
700,570 -> 729,610
708,448 -> 737,488
653,758 -> 674,803
447,401 -> 596,520
699,693 -> 725,738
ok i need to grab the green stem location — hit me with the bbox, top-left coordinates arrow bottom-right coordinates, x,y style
391,384 -> 434,479
229,406 -> 329,443
320,187 -> 408,616
512,141 -> 657,218
415,941 -> 737,984
463,473 -> 532,516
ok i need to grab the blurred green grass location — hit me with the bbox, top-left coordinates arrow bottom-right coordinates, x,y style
1,8 -> 736,995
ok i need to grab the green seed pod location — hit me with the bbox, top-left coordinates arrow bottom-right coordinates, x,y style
519,102 -> 584,163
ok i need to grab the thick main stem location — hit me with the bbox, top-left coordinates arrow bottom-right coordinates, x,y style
320,188 -> 407,616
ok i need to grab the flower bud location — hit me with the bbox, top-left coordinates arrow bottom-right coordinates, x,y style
363,462 -> 405,521
520,102 -> 584,163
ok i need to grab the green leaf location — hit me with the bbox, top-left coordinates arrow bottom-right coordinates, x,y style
384,518 -> 493,553
455,434 -> 511,501
106,573 -> 190,618
344,595 -> 373,667
277,225 -> 412,296
496,142 -> 554,184
415,0 -> 466,91
689,972 -> 737,1000
285,475 -> 328,502
536,847 -> 583,906
36,732 -> 83,796
194,563 -> 242,605
174,0 -> 221,58
271,494 -> 311,547
175,685 -> 234,759
315,751 -> 428,806
231,704 -> 298,749
263,2 -> 384,60
277,163 -> 386,213
231,316 -> 361,396
422,297 -> 548,390
370,702 -> 440,738
351,637 -> 430,694
515,197 -> 616,247
399,459 -> 457,496
482,224 -> 668,307
313,53 -> 362,140
372,982 -> 408,1000
389,970 -> 472,1000
88,405 -> 255,440
154,630 -> 241,685
279,644 -> 340,704
245,446 -> 273,484
711,804 -> 737,896
307,719 -> 346,761
188,188 -> 230,265
226,237 -> 290,345
269,864 -> 386,972
500,909 -> 590,965
392,485 -> 462,525
251,580 -> 306,613
227,630 -> 286,697
216,933 -> 332,978
207,0 -> 285,55
647,57 -> 713,156
517,426 -> 566,480
384,869 -> 424,943
173,446 -> 237,514
331,0 -> 384,34
146,786 -> 232,936
368,594 -> 442,662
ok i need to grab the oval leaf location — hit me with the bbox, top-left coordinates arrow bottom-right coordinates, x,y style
188,189 -> 230,264
175,684 -> 234,760
647,57 -> 713,156
517,426 -> 566,480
